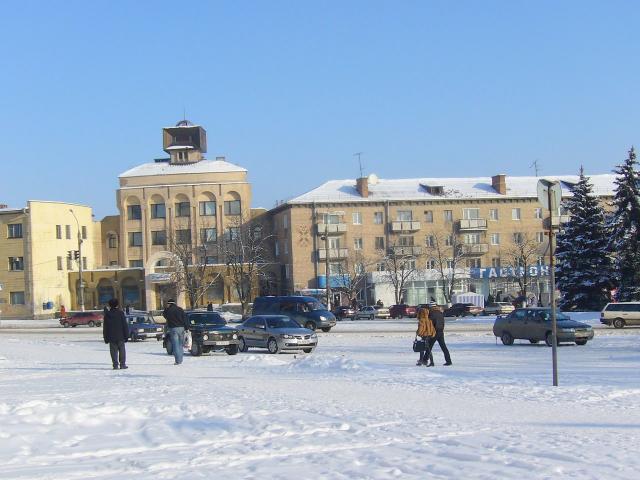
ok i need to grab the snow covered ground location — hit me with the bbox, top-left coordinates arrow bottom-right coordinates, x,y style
0,315 -> 638,479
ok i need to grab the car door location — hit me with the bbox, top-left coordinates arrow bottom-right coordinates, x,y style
507,310 -> 526,338
241,318 -> 258,346
253,317 -> 269,346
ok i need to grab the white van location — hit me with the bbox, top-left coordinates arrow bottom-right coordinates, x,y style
600,302 -> 640,328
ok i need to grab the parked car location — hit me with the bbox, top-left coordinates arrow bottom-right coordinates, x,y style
59,311 -> 103,328
252,296 -> 336,332
164,311 -> 239,356
444,303 -> 484,317
483,302 -> 515,315
493,308 -> 594,346
353,306 -> 378,320
375,306 -> 391,319
236,315 -> 318,354
333,305 -> 356,320
600,302 -> 640,328
389,304 -> 417,319
126,313 -> 163,342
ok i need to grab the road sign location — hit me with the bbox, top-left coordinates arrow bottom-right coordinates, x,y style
537,179 -> 562,211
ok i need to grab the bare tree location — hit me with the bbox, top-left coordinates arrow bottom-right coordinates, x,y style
220,214 -> 275,316
423,228 -> 467,304
331,249 -> 376,305
378,239 -> 423,304
501,232 -> 543,302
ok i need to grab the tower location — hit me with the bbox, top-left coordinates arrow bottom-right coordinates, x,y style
162,120 -> 208,165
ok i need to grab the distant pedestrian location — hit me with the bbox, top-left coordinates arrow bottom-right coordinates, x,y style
102,298 -> 129,370
163,299 -> 188,365
428,305 -> 452,366
125,304 -> 131,314
59,305 -> 66,320
416,306 -> 435,367
206,302 -> 213,311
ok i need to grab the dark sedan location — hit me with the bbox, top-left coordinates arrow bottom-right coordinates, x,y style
164,311 -> 239,356
126,313 -> 164,341
493,308 -> 594,346
333,306 -> 356,320
444,303 -> 483,317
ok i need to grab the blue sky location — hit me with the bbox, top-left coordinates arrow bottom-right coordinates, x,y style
1,1 -> 639,218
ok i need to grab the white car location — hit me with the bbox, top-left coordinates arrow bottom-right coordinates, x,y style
375,307 -> 391,319
353,306 -> 378,320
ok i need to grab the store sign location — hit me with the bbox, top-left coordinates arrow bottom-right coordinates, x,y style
471,266 -> 550,279
148,273 -> 172,283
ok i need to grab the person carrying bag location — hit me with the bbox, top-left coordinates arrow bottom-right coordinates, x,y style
415,306 -> 435,366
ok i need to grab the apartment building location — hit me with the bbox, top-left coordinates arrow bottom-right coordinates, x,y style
270,173 -> 616,306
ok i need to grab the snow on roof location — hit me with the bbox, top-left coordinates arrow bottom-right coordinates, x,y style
286,174 -> 617,204
165,145 -> 195,150
119,159 -> 247,178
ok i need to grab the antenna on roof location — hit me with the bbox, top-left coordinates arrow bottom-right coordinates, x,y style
354,152 -> 364,178
530,159 -> 541,177
183,106 -> 186,122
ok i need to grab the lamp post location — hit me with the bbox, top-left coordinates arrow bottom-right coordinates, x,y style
320,232 -> 331,310
69,209 -> 85,312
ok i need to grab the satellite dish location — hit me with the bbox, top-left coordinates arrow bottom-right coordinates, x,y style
368,173 -> 379,185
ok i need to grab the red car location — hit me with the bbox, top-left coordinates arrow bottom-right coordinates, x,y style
389,304 -> 417,319
60,311 -> 103,328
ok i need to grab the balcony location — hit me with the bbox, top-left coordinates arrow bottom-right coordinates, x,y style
390,221 -> 421,232
461,243 -> 489,255
316,223 -> 347,235
458,218 -> 488,231
389,245 -> 423,256
317,248 -> 349,260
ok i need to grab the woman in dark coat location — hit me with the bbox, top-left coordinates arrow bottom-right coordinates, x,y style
103,298 -> 129,370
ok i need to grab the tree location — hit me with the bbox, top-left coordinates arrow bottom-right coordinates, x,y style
330,249 -> 376,305
378,239 -> 423,304
556,168 -> 614,310
424,227 -> 466,304
166,218 -> 222,309
609,147 -> 640,301
220,215 -> 275,316
501,232 -> 541,303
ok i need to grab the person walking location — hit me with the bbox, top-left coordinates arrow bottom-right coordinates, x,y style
206,302 -> 213,311
102,298 -> 129,370
416,306 -> 435,366
428,305 -> 452,366
163,299 -> 188,365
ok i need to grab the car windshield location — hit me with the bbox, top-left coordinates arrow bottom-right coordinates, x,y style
536,310 -> 570,321
129,316 -> 152,324
305,301 -> 326,311
266,317 -> 301,329
191,314 -> 226,326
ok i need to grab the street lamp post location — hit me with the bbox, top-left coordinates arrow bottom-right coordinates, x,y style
321,232 -> 331,310
69,209 -> 85,312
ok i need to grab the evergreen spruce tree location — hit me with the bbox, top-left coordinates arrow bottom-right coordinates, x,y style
556,168 -> 614,310
610,147 -> 640,301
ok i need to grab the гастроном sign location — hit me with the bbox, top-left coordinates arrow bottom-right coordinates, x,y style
470,266 -> 550,279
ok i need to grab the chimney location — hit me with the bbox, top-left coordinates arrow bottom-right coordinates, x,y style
492,174 -> 507,195
356,177 -> 369,198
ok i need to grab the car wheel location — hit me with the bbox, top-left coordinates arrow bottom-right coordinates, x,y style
130,336 -> 137,343
500,332 -> 514,345
62,321 -> 69,328
226,344 -> 239,355
88,321 -> 95,327
304,321 -> 316,331
71,324 -> 77,327
545,332 -> 554,347
529,339 -> 539,344
575,339 -> 588,346
613,318 -> 625,329
238,336 -> 248,352
97,323 -> 102,327
267,337 -> 279,354
321,327 -> 331,332
165,340 -> 173,356
302,348 -> 313,353
369,315 -> 374,320
190,342 -> 202,356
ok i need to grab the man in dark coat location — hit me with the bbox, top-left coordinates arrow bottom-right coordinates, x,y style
428,306 -> 452,366
103,298 -> 129,370
163,299 -> 188,365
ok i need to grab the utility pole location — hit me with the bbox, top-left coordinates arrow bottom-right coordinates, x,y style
322,232 -> 331,310
547,186 -> 558,386
69,209 -> 85,312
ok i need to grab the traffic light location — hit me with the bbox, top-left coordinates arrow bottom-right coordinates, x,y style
74,250 -> 80,260
67,251 -> 73,260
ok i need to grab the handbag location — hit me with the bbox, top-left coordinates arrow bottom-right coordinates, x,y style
413,336 -> 426,352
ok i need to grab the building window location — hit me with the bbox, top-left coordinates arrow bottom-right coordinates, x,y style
490,233 -> 500,245
175,202 -> 190,217
398,235 -> 414,246
443,210 -> 453,222
224,200 -> 241,216
489,209 -> 499,221
492,257 -> 501,268
375,237 -> 385,250
127,205 -> 142,220
446,259 -> 454,269
512,208 -> 521,220
321,213 -> 340,224
67,257 -> 73,270
355,263 -> 365,275
354,237 -> 363,250
202,256 -> 217,265
405,258 -> 417,270
376,262 -> 385,272
129,232 -> 143,247
463,208 -> 480,220
151,203 -> 166,219
109,261 -> 118,266
108,235 -> 117,248
466,258 -> 481,268
534,208 -> 543,219
275,241 -> 279,257
129,260 -> 143,268
56,225 -> 62,239
176,229 -> 191,244
373,212 -> 383,224
9,256 -> 24,271
224,227 -> 240,241
445,235 -> 453,246
536,231 -> 545,243
57,256 -> 63,271
397,210 -> 413,221
352,212 -> 362,225
513,232 -> 524,243
199,201 -> 216,216
425,235 -> 435,247
328,263 -> 343,275
538,256 -> 546,266
81,226 -> 87,239
329,237 -> 341,249
424,211 -> 433,223
152,230 -> 167,246
464,233 -> 481,244
200,228 -> 217,244
7,224 -> 22,238
65,225 -> 71,239
10,291 -> 25,305
285,264 -> 291,279
252,226 -> 262,240
426,258 -> 436,269
82,257 -> 87,270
